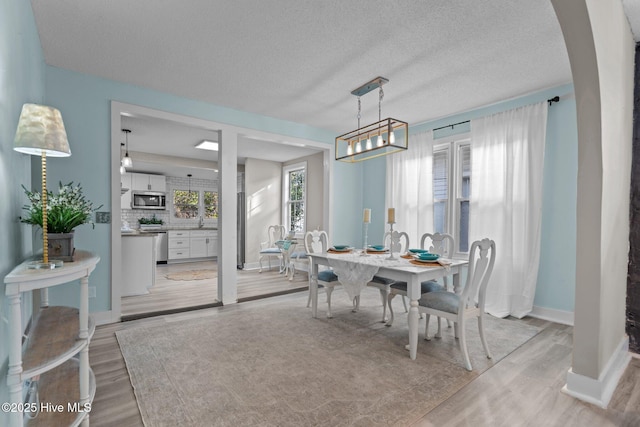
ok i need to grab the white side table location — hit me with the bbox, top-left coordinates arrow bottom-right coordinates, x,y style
4,250 -> 100,427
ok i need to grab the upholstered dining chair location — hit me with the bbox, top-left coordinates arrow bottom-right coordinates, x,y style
386,232 -> 455,328
365,230 -> 410,323
304,229 -> 341,318
258,224 -> 286,272
418,238 -> 496,371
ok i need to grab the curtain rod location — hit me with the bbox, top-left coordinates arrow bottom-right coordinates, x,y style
432,95 -> 560,132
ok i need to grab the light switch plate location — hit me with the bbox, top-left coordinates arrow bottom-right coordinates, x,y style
96,211 -> 111,224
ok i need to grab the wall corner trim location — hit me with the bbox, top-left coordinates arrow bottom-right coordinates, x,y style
562,336 -> 631,408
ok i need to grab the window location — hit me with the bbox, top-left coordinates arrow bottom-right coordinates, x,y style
433,137 -> 471,254
173,189 -> 218,220
283,162 -> 306,234
173,189 -> 199,219
204,191 -> 218,219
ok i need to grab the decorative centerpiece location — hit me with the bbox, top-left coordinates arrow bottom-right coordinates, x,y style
21,182 -> 101,262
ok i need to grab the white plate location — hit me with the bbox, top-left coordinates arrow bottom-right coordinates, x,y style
413,257 -> 439,263
330,247 -> 352,252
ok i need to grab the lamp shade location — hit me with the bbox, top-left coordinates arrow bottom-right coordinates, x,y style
14,104 -> 71,157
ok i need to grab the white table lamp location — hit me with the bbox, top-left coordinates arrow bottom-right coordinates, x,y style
14,103 -> 72,269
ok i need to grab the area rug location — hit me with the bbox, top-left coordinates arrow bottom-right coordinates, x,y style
116,290 -> 541,427
165,269 -> 216,281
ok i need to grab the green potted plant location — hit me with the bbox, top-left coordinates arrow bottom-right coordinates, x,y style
138,215 -> 164,230
21,181 -> 102,261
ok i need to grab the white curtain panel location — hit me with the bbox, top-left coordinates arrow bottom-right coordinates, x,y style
386,131 -> 435,246
470,102 -> 548,318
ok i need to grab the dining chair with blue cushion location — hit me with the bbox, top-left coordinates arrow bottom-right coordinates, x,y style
259,224 -> 286,273
304,229 -> 341,318
418,238 -> 496,371
386,232 -> 455,329
365,230 -> 410,323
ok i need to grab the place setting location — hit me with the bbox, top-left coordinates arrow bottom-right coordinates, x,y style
327,244 -> 354,254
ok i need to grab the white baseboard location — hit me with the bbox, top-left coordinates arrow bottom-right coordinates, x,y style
562,336 -> 631,408
529,305 -> 574,326
92,310 -> 117,326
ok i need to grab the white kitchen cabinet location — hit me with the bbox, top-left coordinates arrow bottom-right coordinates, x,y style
190,230 -> 217,258
131,173 -> 166,192
190,237 -> 207,258
168,230 -> 190,260
121,172 -> 132,209
168,230 -> 218,261
206,232 -> 218,257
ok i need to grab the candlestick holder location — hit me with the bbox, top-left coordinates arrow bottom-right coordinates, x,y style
386,222 -> 398,260
361,222 -> 370,256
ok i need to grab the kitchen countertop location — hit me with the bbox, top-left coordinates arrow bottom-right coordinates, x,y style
122,227 -> 218,236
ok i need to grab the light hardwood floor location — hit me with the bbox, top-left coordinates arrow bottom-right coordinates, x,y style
92,292 -> 640,427
121,261 -> 309,319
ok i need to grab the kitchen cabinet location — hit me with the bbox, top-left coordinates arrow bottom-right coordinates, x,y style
122,234 -> 156,296
131,172 -> 166,192
168,230 -> 217,261
168,230 -> 190,260
121,172 -> 132,209
191,230 -> 217,258
4,251 -> 100,427
206,232 -> 218,257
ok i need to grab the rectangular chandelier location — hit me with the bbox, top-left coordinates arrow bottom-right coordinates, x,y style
335,117 -> 408,162
335,77 -> 408,163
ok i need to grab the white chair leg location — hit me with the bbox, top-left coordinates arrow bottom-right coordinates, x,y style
458,319 -> 472,371
306,291 -> 311,307
259,256 -> 264,273
378,289 -> 389,322
424,313 -> 432,341
326,286 -> 334,319
454,322 -> 459,339
478,314 -> 493,359
386,293 -> 396,326
401,295 -> 408,312
435,317 -> 442,339
352,295 -> 360,313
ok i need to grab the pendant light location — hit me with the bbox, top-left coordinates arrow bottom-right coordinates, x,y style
120,143 -> 127,175
122,129 -> 133,168
187,174 -> 192,194
335,77 -> 408,162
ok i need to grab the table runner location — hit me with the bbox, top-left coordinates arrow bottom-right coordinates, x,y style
327,253 -> 405,300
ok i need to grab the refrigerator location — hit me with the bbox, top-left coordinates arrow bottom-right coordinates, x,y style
237,192 -> 246,269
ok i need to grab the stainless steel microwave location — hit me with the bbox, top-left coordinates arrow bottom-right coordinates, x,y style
132,192 -> 166,210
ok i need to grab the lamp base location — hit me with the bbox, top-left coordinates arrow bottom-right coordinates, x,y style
27,259 -> 64,269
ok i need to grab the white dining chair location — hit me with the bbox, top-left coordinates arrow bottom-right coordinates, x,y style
386,232 -> 455,328
418,238 -> 496,371
304,229 -> 341,318
365,230 -> 410,322
258,224 -> 286,273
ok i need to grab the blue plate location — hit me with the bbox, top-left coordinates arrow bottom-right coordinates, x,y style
368,245 -> 385,251
408,248 -> 428,254
333,245 -> 349,250
416,253 -> 440,261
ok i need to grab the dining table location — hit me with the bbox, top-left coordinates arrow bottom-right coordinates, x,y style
308,250 -> 468,360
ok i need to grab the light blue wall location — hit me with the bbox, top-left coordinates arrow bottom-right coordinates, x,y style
0,0 -> 45,421
42,66 -> 361,311
362,84 -> 578,313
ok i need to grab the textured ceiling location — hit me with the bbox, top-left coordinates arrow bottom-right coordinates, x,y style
31,0 -> 573,134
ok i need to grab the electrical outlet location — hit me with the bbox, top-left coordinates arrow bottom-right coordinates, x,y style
95,211 -> 111,224
88,286 -> 96,298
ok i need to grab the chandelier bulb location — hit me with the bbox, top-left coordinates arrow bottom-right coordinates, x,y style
365,137 -> 372,150
355,141 -> 362,153
377,135 -> 384,147
389,131 -> 395,144
347,142 -> 353,156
